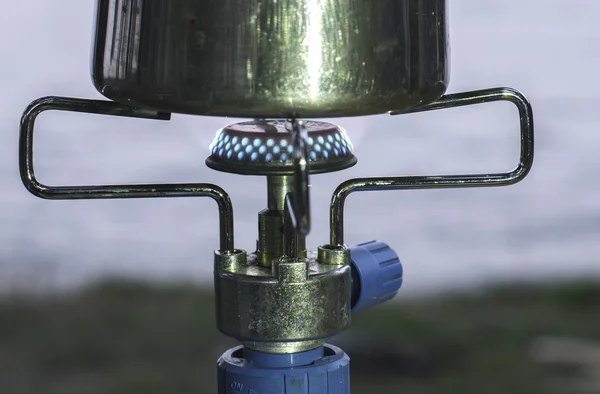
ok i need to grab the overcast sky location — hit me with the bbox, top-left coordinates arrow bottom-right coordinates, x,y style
1,0 -> 599,295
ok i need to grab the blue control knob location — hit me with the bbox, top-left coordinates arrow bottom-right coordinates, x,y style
350,240 -> 403,312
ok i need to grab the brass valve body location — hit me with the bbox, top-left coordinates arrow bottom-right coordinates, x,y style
214,247 -> 351,354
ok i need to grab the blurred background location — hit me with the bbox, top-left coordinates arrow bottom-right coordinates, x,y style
1,1 -> 599,393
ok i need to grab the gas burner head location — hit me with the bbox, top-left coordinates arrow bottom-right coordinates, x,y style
205,120 -> 357,176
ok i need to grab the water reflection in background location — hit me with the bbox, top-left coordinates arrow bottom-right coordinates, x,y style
0,0 -> 599,295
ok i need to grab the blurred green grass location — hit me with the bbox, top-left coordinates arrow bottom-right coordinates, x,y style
1,280 -> 600,394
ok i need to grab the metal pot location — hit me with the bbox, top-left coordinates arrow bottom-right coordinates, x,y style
92,0 -> 448,118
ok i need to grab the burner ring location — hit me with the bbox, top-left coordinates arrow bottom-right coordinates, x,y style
205,120 -> 357,175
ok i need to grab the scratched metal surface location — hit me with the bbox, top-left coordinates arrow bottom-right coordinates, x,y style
0,0 -> 599,295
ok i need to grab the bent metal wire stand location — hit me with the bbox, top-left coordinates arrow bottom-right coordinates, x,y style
19,96 -> 235,252
19,86 -> 533,393
330,87 -> 534,246
20,87 -> 533,249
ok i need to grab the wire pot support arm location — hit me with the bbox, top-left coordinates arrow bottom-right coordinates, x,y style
19,96 -> 235,252
330,87 -> 535,247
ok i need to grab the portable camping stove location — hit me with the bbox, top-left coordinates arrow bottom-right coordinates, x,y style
19,1 -> 534,393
